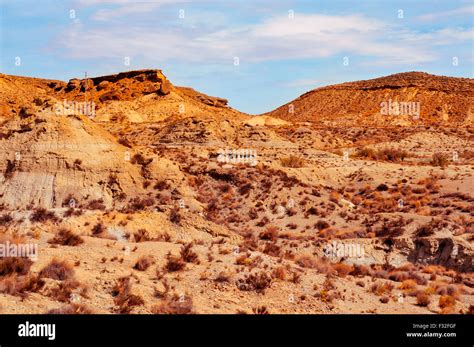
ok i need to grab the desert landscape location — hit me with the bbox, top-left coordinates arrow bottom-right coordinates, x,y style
0,69 -> 472,314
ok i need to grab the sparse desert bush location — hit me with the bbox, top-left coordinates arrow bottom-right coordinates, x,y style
315,220 -> 330,230
48,229 -> 84,246
333,263 -> 354,277
30,208 -> 59,223
439,295 -> 455,309
169,207 -> 181,224
259,226 -> 279,241
0,257 -> 33,276
416,291 -> 431,307
86,199 -> 106,210
430,153 -> 449,167
163,253 -> 186,273
46,279 -> 88,303
4,160 -> 16,179
399,279 -> 418,290
133,229 -> 153,242
151,294 -> 194,314
0,274 -> 44,297
91,222 -> 107,237
236,272 -> 272,293
280,155 -> 306,168
48,303 -> 92,314
0,213 -> 13,226
370,281 -> 394,296
133,255 -> 154,271
180,243 -> 199,264
39,259 -> 75,281
356,147 -> 408,162
252,306 -> 269,314
111,277 -> 145,314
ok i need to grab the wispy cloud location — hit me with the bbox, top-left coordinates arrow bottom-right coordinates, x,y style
55,11 -> 472,66
417,5 -> 474,21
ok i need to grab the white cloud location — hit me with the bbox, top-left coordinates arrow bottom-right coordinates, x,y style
55,11 -> 472,66
418,5 -> 474,21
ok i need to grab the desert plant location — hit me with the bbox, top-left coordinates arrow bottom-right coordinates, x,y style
133,256 -> 154,271
430,153 -> 449,167
48,229 -> 84,246
151,294 -> 193,314
39,259 -> 75,281
280,155 -> 306,168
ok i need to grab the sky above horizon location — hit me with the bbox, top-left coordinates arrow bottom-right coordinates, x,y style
1,0 -> 473,114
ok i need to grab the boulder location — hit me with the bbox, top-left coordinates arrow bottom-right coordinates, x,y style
158,79 -> 172,95
66,79 -> 81,92
80,79 -> 94,92
99,91 -> 121,102
97,80 -> 111,91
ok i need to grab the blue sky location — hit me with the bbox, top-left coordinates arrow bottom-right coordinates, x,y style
1,0 -> 473,114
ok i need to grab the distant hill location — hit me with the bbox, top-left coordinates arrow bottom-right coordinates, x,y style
262,72 -> 474,126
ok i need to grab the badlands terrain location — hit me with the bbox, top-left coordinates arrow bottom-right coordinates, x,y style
0,70 -> 472,314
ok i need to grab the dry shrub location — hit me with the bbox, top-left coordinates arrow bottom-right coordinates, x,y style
180,243 -> 199,264
259,226 -> 279,241
30,208 -> 58,223
416,291 -> 431,307
280,155 -> 306,168
152,293 -> 194,314
133,256 -> 154,271
112,276 -> 145,314
430,153 -> 449,167
39,259 -> 75,281
169,207 -> 181,224
272,266 -> 287,281
0,274 -> 44,297
399,279 -> 417,290
0,213 -> 13,226
48,303 -> 92,314
370,281 -> 394,296
46,279 -> 88,302
0,257 -> 33,276
236,272 -> 272,293
439,295 -> 455,309
356,147 -> 408,162
86,199 -> 106,210
133,229 -> 153,242
295,255 -> 333,275
214,271 -> 233,283
48,229 -> 84,246
252,306 -> 269,314
164,252 -> 186,272
333,263 -> 354,277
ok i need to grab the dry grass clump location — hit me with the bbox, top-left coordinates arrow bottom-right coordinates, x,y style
370,281 -> 394,296
0,257 -> 33,276
356,147 -> 408,162
48,303 -> 93,314
133,255 -> 155,271
45,279 -> 88,303
30,208 -> 59,223
0,273 -> 44,297
111,276 -> 145,314
430,153 -> 449,167
48,229 -> 84,246
39,259 -> 75,281
252,306 -> 269,314
259,226 -> 279,241
280,155 -> 306,168
180,243 -> 199,264
151,293 -> 194,314
133,228 -> 154,242
236,272 -> 272,293
416,291 -> 431,307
